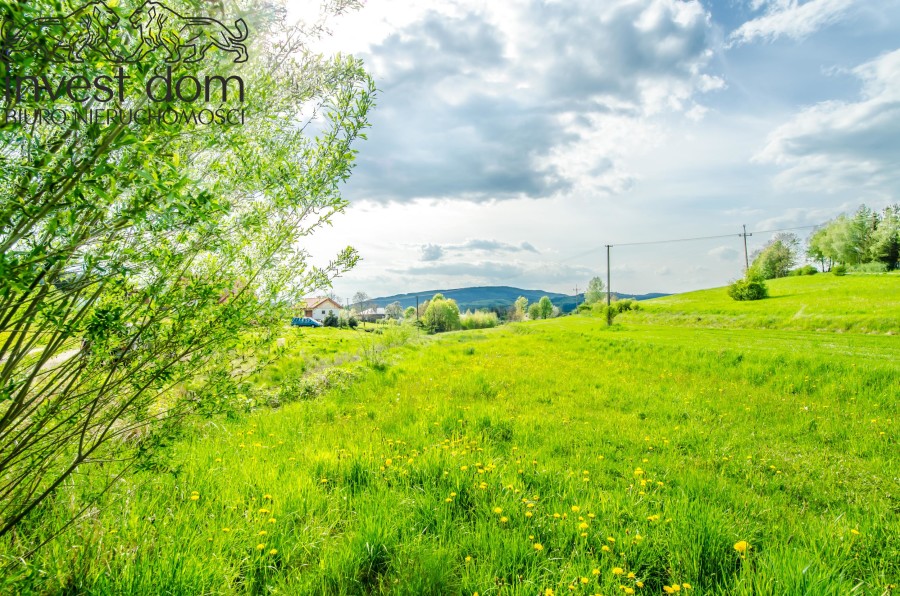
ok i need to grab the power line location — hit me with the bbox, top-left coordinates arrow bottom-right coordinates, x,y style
562,222 -> 825,261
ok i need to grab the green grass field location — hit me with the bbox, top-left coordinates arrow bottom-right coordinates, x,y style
2,274 -> 898,595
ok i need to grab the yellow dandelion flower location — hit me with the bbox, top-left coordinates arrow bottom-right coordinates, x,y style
500,516 -> 509,523
627,572 -> 636,579
636,581 -> 644,588
259,508 -> 269,514
525,511 -> 533,518
263,494 -> 272,500
533,543 -> 544,551
269,549 -> 278,555
256,543 -> 265,550
553,513 -> 561,519
258,530 -> 267,536
671,586 -> 680,592
607,536 -> 616,543
579,522 -> 589,530
460,465 -> 468,471
493,507 -> 503,514
544,589 -> 555,596
625,589 -> 635,595
465,556 -> 472,563
664,587 -> 674,594
683,583 -> 692,589
850,529 -> 860,536
571,506 -> 580,512
450,492 -> 457,497
445,498 -> 453,503
222,527 -> 231,533
602,545 -> 611,552
580,577 -> 589,584
733,540 -> 750,554
268,518 -> 276,524
592,569 -> 600,576
190,495 -> 200,501
612,567 -> 624,576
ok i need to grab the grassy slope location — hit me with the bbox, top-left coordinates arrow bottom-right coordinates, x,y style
623,273 -> 900,333
4,275 -> 899,595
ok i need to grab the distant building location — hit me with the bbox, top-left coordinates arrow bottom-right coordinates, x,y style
357,307 -> 387,322
300,297 -> 343,322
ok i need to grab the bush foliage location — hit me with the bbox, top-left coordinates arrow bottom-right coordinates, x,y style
728,277 -> 769,301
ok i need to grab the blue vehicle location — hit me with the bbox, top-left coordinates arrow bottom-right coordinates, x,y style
291,317 -> 323,328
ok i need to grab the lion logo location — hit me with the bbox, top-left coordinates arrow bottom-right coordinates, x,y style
0,0 -> 248,64
126,1 -> 248,64
1,1 -> 121,63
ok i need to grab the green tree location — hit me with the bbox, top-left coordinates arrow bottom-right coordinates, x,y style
422,294 -> 461,333
538,296 -> 554,319
870,205 -> 899,270
385,301 -> 403,319
584,277 -> 605,305
0,0 -> 374,539
527,303 -> 541,320
403,306 -> 417,319
751,233 -> 799,279
509,296 -> 528,321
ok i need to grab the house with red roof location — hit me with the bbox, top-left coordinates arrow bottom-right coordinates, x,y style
300,297 -> 343,322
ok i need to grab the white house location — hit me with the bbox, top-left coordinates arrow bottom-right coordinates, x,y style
301,297 -> 343,322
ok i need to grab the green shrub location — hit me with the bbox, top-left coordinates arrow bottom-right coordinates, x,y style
323,312 -> 339,327
577,303 -> 592,313
460,310 -> 499,330
850,262 -> 888,273
788,265 -> 818,276
727,277 -> 769,301
832,264 -> 847,276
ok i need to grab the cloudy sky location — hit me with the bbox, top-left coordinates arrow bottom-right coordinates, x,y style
296,0 -> 900,299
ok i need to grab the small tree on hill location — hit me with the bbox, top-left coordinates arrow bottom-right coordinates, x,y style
509,296 -> 529,321
385,301 -> 403,319
584,277 -> 605,305
538,296 -> 554,319
422,294 -> 461,333
751,233 -> 799,279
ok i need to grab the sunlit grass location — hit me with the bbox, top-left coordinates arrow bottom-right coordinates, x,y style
2,275 -> 898,594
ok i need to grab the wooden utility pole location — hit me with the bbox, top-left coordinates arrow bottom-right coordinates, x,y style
606,245 -> 612,306
741,225 -> 752,274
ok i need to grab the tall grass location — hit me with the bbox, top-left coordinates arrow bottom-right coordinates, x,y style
460,310 -> 500,330
1,275 -> 897,594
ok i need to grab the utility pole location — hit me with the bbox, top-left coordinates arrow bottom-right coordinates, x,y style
574,286 -> 579,309
606,245 -> 612,306
740,225 -> 752,274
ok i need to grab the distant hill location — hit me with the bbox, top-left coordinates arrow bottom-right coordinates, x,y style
367,286 -> 669,314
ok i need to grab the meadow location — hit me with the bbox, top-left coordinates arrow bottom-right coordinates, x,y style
1,274 -> 898,595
